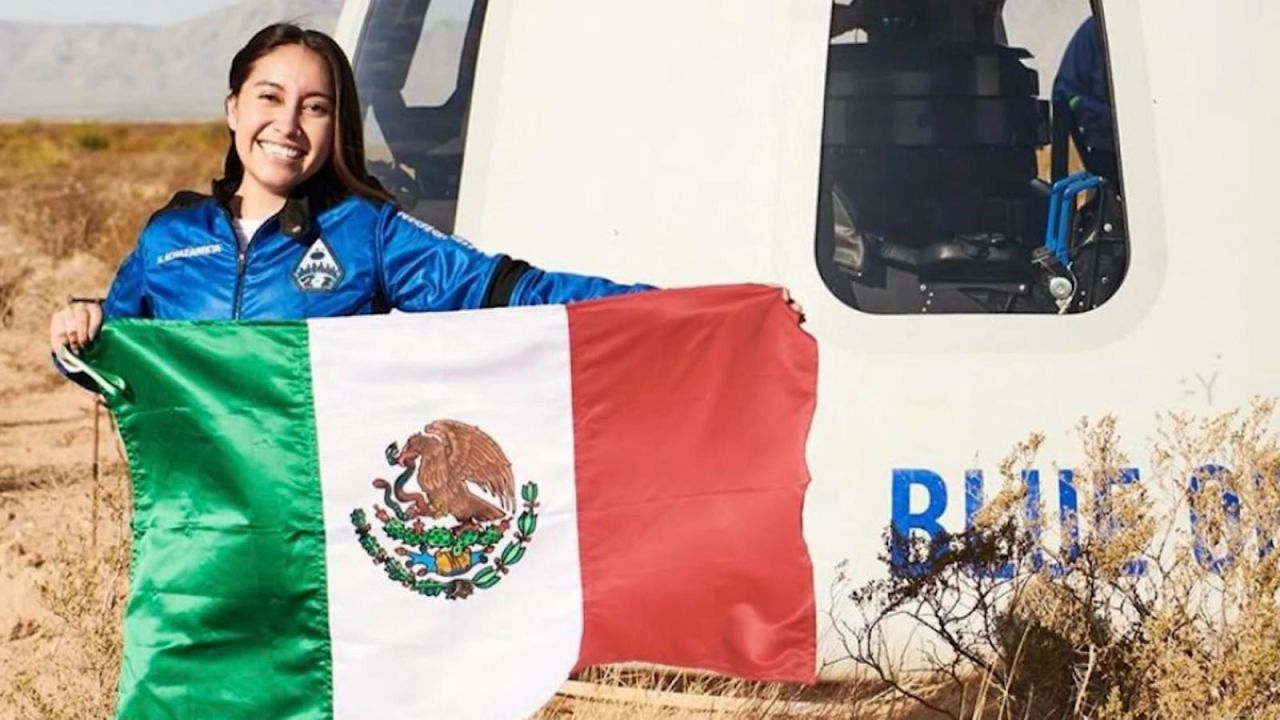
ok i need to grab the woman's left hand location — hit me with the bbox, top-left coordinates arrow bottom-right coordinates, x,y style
49,299 -> 104,357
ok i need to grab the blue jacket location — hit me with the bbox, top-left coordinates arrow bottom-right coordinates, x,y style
103,190 -> 649,320
1052,17 -> 1114,153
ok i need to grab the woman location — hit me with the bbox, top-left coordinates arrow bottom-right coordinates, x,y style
49,23 -> 649,363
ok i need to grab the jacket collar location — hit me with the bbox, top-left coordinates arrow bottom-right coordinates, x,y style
211,177 -> 346,240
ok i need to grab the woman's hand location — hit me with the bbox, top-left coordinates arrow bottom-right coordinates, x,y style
49,299 -> 104,357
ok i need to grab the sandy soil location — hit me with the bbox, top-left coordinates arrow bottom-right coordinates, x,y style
0,216 -> 127,714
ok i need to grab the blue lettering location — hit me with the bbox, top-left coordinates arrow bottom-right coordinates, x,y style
890,469 -> 948,574
1023,469 -> 1045,570
964,470 -> 1014,578
891,466 -> 1146,577
1098,468 -> 1147,576
1048,469 -> 1081,575
1258,469 -> 1279,560
1189,464 -> 1240,574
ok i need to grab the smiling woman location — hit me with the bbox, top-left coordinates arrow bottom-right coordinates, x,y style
221,26 -> 390,235
226,46 -> 340,218
47,22 -> 651,376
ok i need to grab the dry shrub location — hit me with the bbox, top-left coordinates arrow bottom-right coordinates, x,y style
9,177 -> 106,260
836,401 -> 1280,719
0,122 -> 209,719
0,464 -> 131,720
0,121 -> 225,264
541,664 -> 940,719
0,256 -> 32,329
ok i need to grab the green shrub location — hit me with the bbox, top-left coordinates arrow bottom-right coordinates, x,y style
73,127 -> 111,151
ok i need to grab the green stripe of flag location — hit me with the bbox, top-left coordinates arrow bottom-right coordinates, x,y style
87,321 -> 332,720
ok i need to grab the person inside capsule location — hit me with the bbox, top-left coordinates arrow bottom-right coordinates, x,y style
1053,15 -> 1119,183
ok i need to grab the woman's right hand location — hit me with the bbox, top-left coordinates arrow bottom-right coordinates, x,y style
49,300 -> 104,357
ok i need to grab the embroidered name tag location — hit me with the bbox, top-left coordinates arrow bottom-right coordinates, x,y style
157,243 -> 222,265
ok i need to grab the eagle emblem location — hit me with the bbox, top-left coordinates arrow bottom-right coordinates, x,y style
349,420 -> 540,601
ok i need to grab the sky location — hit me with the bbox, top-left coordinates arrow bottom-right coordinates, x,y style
0,0 -> 239,25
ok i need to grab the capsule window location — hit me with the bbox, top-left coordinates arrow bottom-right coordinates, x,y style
816,0 -> 1127,314
354,0 -> 488,234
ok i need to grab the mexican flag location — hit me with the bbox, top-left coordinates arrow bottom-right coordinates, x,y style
74,285 -> 817,720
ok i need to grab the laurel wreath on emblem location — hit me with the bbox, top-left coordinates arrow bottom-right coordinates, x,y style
348,420 -> 539,601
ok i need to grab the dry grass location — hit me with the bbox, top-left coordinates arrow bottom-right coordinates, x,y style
0,121 -> 225,387
0,121 -> 225,264
541,666 -> 971,719
0,122 -> 218,720
1,462 -> 131,720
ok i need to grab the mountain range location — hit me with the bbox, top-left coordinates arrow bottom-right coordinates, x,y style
0,0 -> 342,120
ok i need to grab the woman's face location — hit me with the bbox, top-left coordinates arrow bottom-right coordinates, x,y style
226,44 -> 335,201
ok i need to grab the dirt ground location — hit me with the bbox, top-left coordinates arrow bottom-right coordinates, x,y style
0,123 -> 223,717
0,213 -> 125,713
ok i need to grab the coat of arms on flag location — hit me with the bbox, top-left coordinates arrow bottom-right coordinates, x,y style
352,420 -> 540,601
71,284 -> 818,720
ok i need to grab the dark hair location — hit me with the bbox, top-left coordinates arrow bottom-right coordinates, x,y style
218,23 -> 393,206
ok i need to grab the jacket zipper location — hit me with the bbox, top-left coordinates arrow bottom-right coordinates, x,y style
233,248 -> 247,319
221,206 -> 276,320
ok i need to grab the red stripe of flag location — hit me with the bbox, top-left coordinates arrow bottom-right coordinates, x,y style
568,284 -> 817,682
